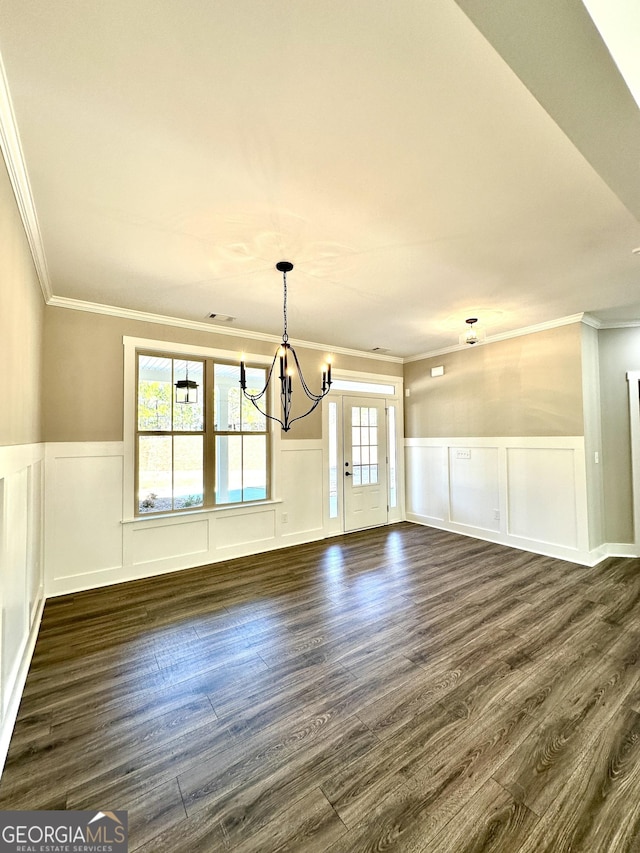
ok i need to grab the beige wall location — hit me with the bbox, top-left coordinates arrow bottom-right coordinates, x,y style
0,155 -> 44,446
43,306 -> 402,442
403,323 -> 584,438
598,327 -> 640,544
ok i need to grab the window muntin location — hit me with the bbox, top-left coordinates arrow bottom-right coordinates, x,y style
351,405 -> 379,487
136,352 -> 268,514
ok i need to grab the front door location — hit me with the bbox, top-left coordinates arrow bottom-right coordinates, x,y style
343,396 -> 388,532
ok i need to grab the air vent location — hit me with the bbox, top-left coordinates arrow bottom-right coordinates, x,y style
371,346 -> 390,353
207,313 -> 236,322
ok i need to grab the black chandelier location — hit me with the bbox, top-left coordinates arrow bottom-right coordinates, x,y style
240,261 -> 332,431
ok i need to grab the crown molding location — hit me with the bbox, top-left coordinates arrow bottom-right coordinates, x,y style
47,295 -> 404,363
404,313 -> 590,363
50,295 -> 623,363
595,319 -> 640,329
0,54 -> 52,302
580,313 -> 602,329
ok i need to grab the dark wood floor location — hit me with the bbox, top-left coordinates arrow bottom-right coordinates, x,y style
2,523 -> 640,851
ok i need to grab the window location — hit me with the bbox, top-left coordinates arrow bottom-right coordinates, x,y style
351,405 -> 379,486
388,404 -> 398,508
136,352 -> 268,514
328,401 -> 338,518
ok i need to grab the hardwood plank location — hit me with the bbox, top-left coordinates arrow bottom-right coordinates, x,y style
0,698 -> 221,810
64,718 -> 234,811
220,787 -> 347,853
493,652 -> 640,817
515,707 -> 640,852
426,778 -> 539,853
123,778 -> 187,853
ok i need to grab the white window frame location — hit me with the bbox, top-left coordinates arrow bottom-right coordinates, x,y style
123,336 -> 281,522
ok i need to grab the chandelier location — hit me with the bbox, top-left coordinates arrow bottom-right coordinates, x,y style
240,261 -> 333,431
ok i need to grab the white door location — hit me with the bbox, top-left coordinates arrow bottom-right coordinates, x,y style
343,396 -> 388,532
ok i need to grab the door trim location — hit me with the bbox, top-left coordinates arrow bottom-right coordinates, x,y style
322,368 -> 405,535
627,371 -> 640,549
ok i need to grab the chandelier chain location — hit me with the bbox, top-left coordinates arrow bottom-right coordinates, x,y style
282,269 -> 288,343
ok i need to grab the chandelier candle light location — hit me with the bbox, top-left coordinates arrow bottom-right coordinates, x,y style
239,261 -> 333,431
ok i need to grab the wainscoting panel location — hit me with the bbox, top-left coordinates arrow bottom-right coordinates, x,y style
215,509 -> 276,551
406,436 -> 593,564
0,443 -> 45,774
280,443 -> 325,540
507,447 -> 578,548
45,439 -> 332,596
405,445 -> 447,521
27,459 -> 43,623
132,518 -> 210,564
449,445 -> 500,532
2,467 -> 28,702
45,444 -> 124,591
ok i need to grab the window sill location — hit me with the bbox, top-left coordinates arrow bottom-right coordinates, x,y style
122,498 -> 283,524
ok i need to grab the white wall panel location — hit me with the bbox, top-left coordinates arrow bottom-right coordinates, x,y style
133,518 -> 209,564
507,447 -> 578,548
280,445 -> 324,538
405,445 -> 446,521
216,509 -> 276,550
0,443 -> 45,774
46,445 -> 124,583
45,440 -> 331,594
2,468 -> 28,706
406,437 -> 594,564
449,446 -> 499,531
27,459 -> 43,622
0,476 -> 3,721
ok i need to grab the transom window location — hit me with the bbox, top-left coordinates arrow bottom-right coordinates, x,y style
136,352 -> 269,514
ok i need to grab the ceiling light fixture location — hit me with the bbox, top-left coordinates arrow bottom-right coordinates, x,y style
465,318 -> 479,345
239,261 -> 333,432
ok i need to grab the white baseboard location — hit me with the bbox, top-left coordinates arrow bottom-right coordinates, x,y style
601,542 -> 639,559
405,514 -> 606,567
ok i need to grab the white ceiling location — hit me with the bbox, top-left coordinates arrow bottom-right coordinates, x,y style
0,0 -> 639,358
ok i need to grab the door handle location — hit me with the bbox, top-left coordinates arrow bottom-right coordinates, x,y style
345,471 -> 352,477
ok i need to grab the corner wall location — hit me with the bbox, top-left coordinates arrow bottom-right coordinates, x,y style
0,153 -> 45,771
402,323 -> 602,564
598,326 -> 640,545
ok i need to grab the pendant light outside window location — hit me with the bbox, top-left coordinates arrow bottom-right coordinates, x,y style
239,261 -> 333,431
175,362 -> 198,404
